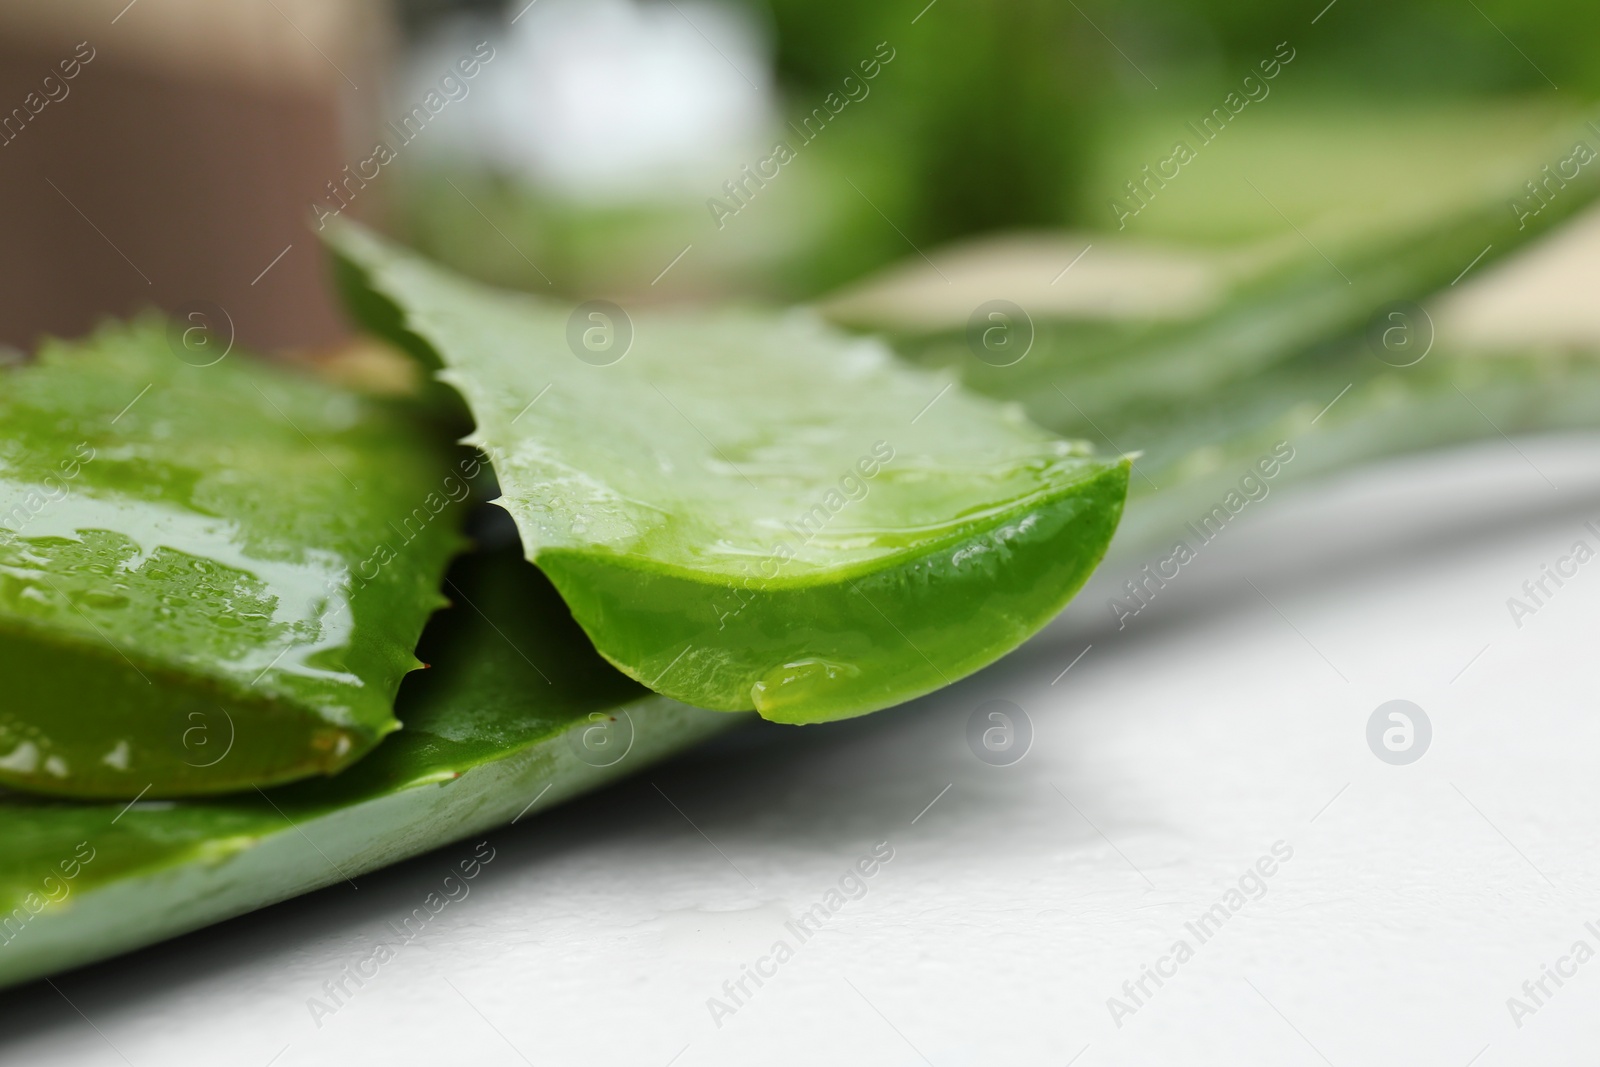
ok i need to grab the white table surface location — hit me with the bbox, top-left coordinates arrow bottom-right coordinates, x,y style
5,434 -> 1600,1067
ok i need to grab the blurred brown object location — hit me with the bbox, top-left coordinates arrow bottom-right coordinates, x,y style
0,0 -> 393,354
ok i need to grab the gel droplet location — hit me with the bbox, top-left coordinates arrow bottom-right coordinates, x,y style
750,658 -> 862,717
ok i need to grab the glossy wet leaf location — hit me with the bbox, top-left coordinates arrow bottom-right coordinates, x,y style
0,547 -> 739,991
0,319 -> 466,798
328,223 -> 1130,723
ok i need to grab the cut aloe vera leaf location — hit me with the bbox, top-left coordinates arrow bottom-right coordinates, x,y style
0,318 -> 467,798
0,546 -> 741,991
327,222 -> 1130,724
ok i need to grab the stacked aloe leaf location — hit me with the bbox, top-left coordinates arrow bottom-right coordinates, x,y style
0,231 -> 1128,988
5,97 -> 1600,992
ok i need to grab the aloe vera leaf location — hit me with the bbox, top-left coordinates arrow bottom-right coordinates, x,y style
977,207 -> 1600,554
835,108 -> 1600,436
885,190 -> 1597,438
1099,345 -> 1600,560
326,222 -> 1130,724
1,353 -> 1588,993
0,318 -> 467,798
0,546 -> 740,992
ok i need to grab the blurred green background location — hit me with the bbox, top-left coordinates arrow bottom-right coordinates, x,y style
391,0 -> 1596,301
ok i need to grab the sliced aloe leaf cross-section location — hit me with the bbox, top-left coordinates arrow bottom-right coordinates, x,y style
329,223 -> 1130,723
0,317 -> 466,798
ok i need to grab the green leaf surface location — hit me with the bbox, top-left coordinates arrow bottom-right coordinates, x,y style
883,194 -> 1596,438
0,546 -> 740,991
3,347 -> 1592,990
1106,345 -> 1600,560
328,223 -> 1130,723
0,319 -> 466,798
835,102 -> 1600,437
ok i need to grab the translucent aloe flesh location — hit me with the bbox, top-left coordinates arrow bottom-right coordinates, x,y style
0,547 -> 739,991
328,223 -> 1131,723
0,320 -> 466,798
